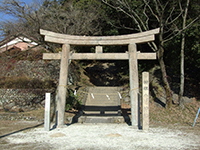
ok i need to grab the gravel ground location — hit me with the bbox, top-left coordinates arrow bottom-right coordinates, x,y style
2,123 -> 200,150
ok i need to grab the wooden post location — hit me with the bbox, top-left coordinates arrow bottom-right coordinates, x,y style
129,43 -> 139,127
44,93 -> 51,131
57,44 -> 70,127
192,107 -> 200,127
142,72 -> 149,130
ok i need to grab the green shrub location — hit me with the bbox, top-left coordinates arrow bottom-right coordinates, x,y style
65,89 -> 82,111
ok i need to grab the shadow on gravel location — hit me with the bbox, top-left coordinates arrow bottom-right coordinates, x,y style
121,108 -> 131,126
0,123 -> 44,139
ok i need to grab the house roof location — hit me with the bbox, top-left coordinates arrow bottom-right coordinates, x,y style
0,33 -> 38,49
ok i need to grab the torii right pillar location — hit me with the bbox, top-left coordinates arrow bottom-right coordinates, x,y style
129,43 -> 139,127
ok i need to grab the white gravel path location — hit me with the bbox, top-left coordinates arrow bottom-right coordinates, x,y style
6,123 -> 200,150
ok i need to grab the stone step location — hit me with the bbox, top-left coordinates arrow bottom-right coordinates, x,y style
88,87 -> 120,92
82,105 -> 121,111
77,87 -> 124,124
83,112 -> 121,116
84,111 -> 119,114
86,102 -> 119,106
85,87 -> 121,107
78,116 -> 124,123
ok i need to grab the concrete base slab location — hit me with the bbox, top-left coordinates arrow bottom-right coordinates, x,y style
83,110 -> 121,115
78,116 -> 125,124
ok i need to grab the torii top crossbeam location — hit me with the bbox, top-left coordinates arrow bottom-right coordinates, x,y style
40,28 -> 159,60
40,28 -> 159,46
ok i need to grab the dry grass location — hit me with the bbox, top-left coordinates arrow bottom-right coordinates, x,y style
0,76 -> 56,89
150,98 -> 200,129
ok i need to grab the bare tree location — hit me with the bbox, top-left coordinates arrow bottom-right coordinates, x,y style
178,0 -> 200,108
102,0 -> 200,108
0,0 -> 104,51
102,0 -> 186,108
178,0 -> 189,109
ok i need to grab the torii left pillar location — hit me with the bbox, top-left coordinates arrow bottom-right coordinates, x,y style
129,43 -> 139,127
56,44 -> 70,127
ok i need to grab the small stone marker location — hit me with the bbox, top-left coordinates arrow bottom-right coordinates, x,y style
44,93 -> 51,131
142,72 -> 149,130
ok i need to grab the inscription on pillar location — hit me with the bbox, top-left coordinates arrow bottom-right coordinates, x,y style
142,72 -> 149,130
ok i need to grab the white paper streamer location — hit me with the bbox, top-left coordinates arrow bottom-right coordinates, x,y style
91,93 -> 94,99
74,90 -> 77,96
118,92 -> 122,99
106,94 -> 110,100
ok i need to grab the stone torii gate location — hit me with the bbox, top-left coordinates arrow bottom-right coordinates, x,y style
40,28 -> 159,128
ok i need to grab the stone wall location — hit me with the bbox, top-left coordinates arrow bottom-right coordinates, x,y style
0,89 -> 55,112
0,59 -> 79,85
0,59 -> 80,112
0,60 -> 60,81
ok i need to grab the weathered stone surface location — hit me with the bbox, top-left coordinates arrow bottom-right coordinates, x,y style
10,105 -> 23,112
183,96 -> 192,103
40,28 -> 159,45
173,93 -> 179,103
0,89 -> 55,112
0,60 -> 60,81
173,94 -> 192,104
4,102 -> 16,110
40,28 -> 159,129
0,60 -> 79,85
0,58 -> 81,112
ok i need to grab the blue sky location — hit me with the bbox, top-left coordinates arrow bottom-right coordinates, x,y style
0,0 -> 36,21
0,0 -> 39,39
